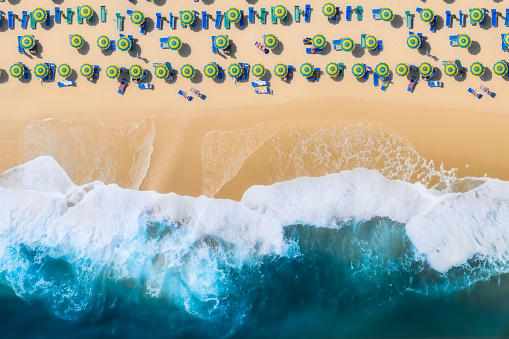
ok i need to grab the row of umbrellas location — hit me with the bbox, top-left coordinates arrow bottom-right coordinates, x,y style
69,34 -> 134,51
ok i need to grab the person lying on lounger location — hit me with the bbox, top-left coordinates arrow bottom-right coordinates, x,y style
303,38 -> 312,45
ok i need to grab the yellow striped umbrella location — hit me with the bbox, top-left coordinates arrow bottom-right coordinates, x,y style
130,10 -> 145,25
322,3 -> 336,17
80,5 -> 93,19
204,63 -> 219,78
33,8 -> 47,23
470,8 -> 484,24
106,65 -> 120,78
70,34 -> 84,49
470,62 -> 484,77
419,62 -> 433,77
326,62 -> 340,77
252,64 -> 266,78
504,34 -> 509,48
444,62 -> 458,77
214,35 -> 229,50
81,63 -> 94,77
117,37 -> 132,51
274,63 -> 288,78
58,64 -> 72,78
130,64 -> 144,79
420,8 -> 434,23
365,35 -> 378,50
351,63 -> 366,78
274,5 -> 287,19
34,63 -> 48,78
226,8 -> 241,23
20,35 -> 35,49
169,36 -> 182,51
180,10 -> 195,25
407,35 -> 422,49
97,35 -> 110,50
264,34 -> 278,49
494,60 -> 508,76
181,64 -> 195,79
375,63 -> 390,78
10,63 -> 24,78
228,63 -> 242,78
300,63 -> 314,77
457,34 -> 471,48
155,64 -> 169,79
395,63 -> 409,76
341,38 -> 355,52
313,34 -> 327,49
381,8 -> 394,21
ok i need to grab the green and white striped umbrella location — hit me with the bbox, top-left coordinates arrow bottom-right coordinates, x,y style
375,63 -> 390,78
10,63 -> 24,78
130,64 -> 144,79
419,62 -> 433,77
457,34 -> 471,48
274,5 -> 287,19
300,63 -> 314,77
214,35 -> 229,50
169,36 -> 182,51
131,10 -> 145,25
365,35 -> 378,50
252,64 -> 266,78
420,8 -> 434,23
322,3 -> 336,17
341,38 -> 355,52
444,62 -> 459,77
33,8 -> 47,23
97,35 -> 110,50
494,60 -> 508,76
351,63 -> 366,78
407,35 -> 421,49
381,8 -> 394,22
326,62 -> 340,77
226,8 -> 241,23
313,34 -> 327,49
80,5 -> 93,20
80,63 -> 94,77
58,64 -> 72,78
274,63 -> 288,78
70,34 -> 84,49
181,64 -> 195,79
395,63 -> 409,76
264,34 -> 278,49
117,37 -> 132,51
470,8 -> 484,24
155,64 -> 169,79
106,65 -> 120,78
470,62 -> 484,77
21,35 -> 35,49
228,63 -> 242,78
181,10 -> 195,25
34,63 -> 48,78
204,63 -> 219,78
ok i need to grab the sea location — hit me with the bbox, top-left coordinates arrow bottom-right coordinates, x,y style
1,156 -> 509,338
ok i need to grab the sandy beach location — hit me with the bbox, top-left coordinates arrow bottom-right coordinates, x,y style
1,0 -> 509,199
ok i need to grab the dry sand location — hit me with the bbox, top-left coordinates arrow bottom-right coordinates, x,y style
1,0 -> 509,200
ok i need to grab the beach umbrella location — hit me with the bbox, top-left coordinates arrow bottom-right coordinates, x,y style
97,35 -> 110,50
381,8 -> 394,22
180,10 -> 196,25
419,62 -> 433,77
470,8 -> 484,24
70,34 -> 85,49
130,64 -> 144,79
504,34 -> 509,48
33,8 -> 47,23
322,3 -> 336,17
204,63 -> 219,78
375,63 -> 390,78
80,63 -> 94,78
130,10 -> 145,25
117,37 -> 132,51
493,60 -> 508,76
341,37 -> 355,52
214,35 -> 229,50
395,63 -> 409,76
457,34 -> 471,49
313,34 -> 327,49
10,63 -> 24,78
300,63 -> 314,77
80,5 -> 93,20
444,62 -> 459,77
252,64 -> 266,78
470,62 -> 484,77
351,63 -> 366,78
20,35 -> 35,50
106,65 -> 120,78
264,34 -> 278,49
168,36 -> 182,51
181,64 -> 195,79
420,8 -> 434,23
34,63 -> 48,78
274,63 -> 288,78
228,63 -> 242,78
326,62 -> 340,77
226,8 -> 241,23
155,64 -> 169,79
274,5 -> 287,19
407,34 -> 421,49
365,35 -> 378,50
58,64 -> 72,78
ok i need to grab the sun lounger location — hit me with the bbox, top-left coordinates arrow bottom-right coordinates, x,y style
416,8 -> 423,13
23,65 -> 30,80
271,7 -> 276,24
294,6 -> 300,23
118,78 -> 127,95
373,74 -> 379,86
178,90 -> 193,101
211,36 -> 217,53
224,12 -> 230,29
255,42 -> 269,54
252,80 -> 268,87
0,12 -> 3,27
260,8 -> 266,24
328,7 -> 339,22
140,24 -> 146,34
110,40 -> 115,51
506,9 -> 509,27
127,10 -> 133,16
45,10 -> 50,27
58,79 -> 74,87
116,13 -> 123,30
381,78 -> 391,91
138,83 -> 153,89
217,66 -> 224,80
356,6 -> 363,20
305,47 -> 322,54
190,87 -> 206,99
215,11 -> 222,28
305,5 -> 311,23
480,9 -> 487,26
249,7 -> 254,23
449,35 -> 459,46
77,6 -> 83,24
239,10 -> 245,27
332,39 -> 342,51
407,76 -> 417,92
8,11 -> 13,29
446,11 -> 452,27
156,13 -> 162,29
17,36 -> 23,53
372,9 -> 381,20
314,68 -> 320,82
92,65 -> 99,80
360,34 -> 366,48
255,86 -> 271,94
55,7 -> 61,24
427,81 -> 441,87
190,12 -> 196,28
202,11 -> 208,29
44,63 -> 55,82
30,12 -> 36,29
67,8 -> 72,24
492,9 -> 498,27
405,11 -> 412,28
458,11 -> 465,27
480,85 -> 496,98
378,40 -> 383,51
430,20 -> 436,32
468,88 -> 483,99
169,13 -> 174,29
346,6 -> 352,21
239,63 -> 250,82
21,11 -> 28,29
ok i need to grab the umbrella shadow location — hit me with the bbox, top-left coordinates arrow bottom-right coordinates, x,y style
0,70 -> 8,84
320,43 -> 331,56
480,68 -> 492,81
228,42 -> 237,58
102,45 -> 114,56
212,72 -> 225,84
262,70 -> 272,82
42,16 -> 55,30
20,70 -> 31,84
351,44 -> 365,58
141,70 -> 153,83
281,13 -> 293,26
165,70 -> 177,84
434,15 -> 444,31
52,0 -> 64,4
153,0 -> 166,5
191,17 -> 203,32
468,41 -> 481,55
144,17 -> 155,34
78,42 -> 90,55
128,43 -> 142,58
456,69 -> 467,82
391,15 -> 404,28
68,69 -> 78,82
356,75 -> 368,84
418,41 -> 432,56
87,13 -> 99,27
368,47 -> 381,56
178,43 -> 192,57
7,0 -> 21,5
203,0 -> 215,4
191,70 -> 203,84
272,41 -> 284,55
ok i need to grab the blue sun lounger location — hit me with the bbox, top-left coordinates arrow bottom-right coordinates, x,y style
445,11 -> 452,27
8,11 -> 14,29
378,41 -> 383,51
506,9 -> 509,26
156,13 -> 162,29
479,8 -> 487,26
416,8 -> 423,13
215,11 -> 222,29
17,36 -> 23,53
55,7 -> 60,24
0,12 -> 3,27
140,24 -> 146,34
58,79 -> 74,87
169,13 -> 174,28
407,76 -> 417,92
449,35 -> 459,46
314,67 -> 320,82
287,65 -> 294,80
249,7 -> 254,23
306,48 -> 322,54
92,65 -> 99,80
202,11 -> 208,29
239,10 -> 245,27
305,5 -> 311,23
45,10 -> 50,27
44,63 -> 55,82
468,88 -> 483,99
110,40 -> 116,51
178,90 -> 193,101
212,36 -> 218,53
381,78 -> 391,91
363,65 -> 370,79
217,65 -> 224,80
346,6 -> 352,21
372,9 -> 381,20
373,74 -> 379,86
126,9 -> 133,15
492,9 -> 498,27
23,65 -> 30,80
428,81 -> 441,87
252,80 -> 268,86
430,20 -> 436,32
21,11 -> 28,29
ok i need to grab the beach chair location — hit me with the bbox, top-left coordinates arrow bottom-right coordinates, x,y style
215,11 -> 222,28
337,63 -> 344,77
98,6 -> 105,22
23,65 -> 30,80
45,10 -> 50,27
480,85 -> 496,98
249,7 -> 255,23
138,83 -> 153,89
305,47 -> 322,54
55,8 -> 60,24
405,11 -> 412,28
17,36 -> 23,53
378,40 -> 383,51
44,63 -> 55,82
295,6 -> 300,23
446,11 -> 452,27
305,5 -> 311,23
0,12 -> 3,27
89,11 -> 94,23
116,13 -> 122,30
178,90 -> 193,101
92,66 -> 99,80
110,40 -> 116,51
428,81 -> 442,87
127,10 -> 133,16
372,9 -> 381,20
21,11 -> 28,29
506,9 -> 509,27
140,24 -> 146,34
449,35 -> 459,46
58,79 -> 74,87
251,80 -> 268,87
8,11 -> 13,29
271,7 -> 276,24
67,8 -> 72,24
480,9 -> 487,26
468,88 -> 483,99
373,74 -> 379,86
328,7 -> 339,22
407,76 -> 417,92
381,78 -> 391,91
459,11 -> 464,27
430,20 -> 436,32
224,12 -> 230,29
190,87 -> 206,99
332,39 -> 343,51
156,13 -> 162,29
77,6 -> 83,24
202,11 -> 208,29
217,66 -> 224,80
282,13 -> 289,24
287,65 -> 294,80
356,6 -> 363,20
260,8 -> 266,24
255,87 -> 271,94
314,68 -> 320,82
211,36 -> 218,53
255,42 -> 269,54
239,10 -> 245,27
416,8 -> 423,13
360,34 -> 366,48
492,9 -> 498,27
346,6 -> 352,21
118,78 -> 127,95
30,12 -> 36,29
169,13 -> 174,29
